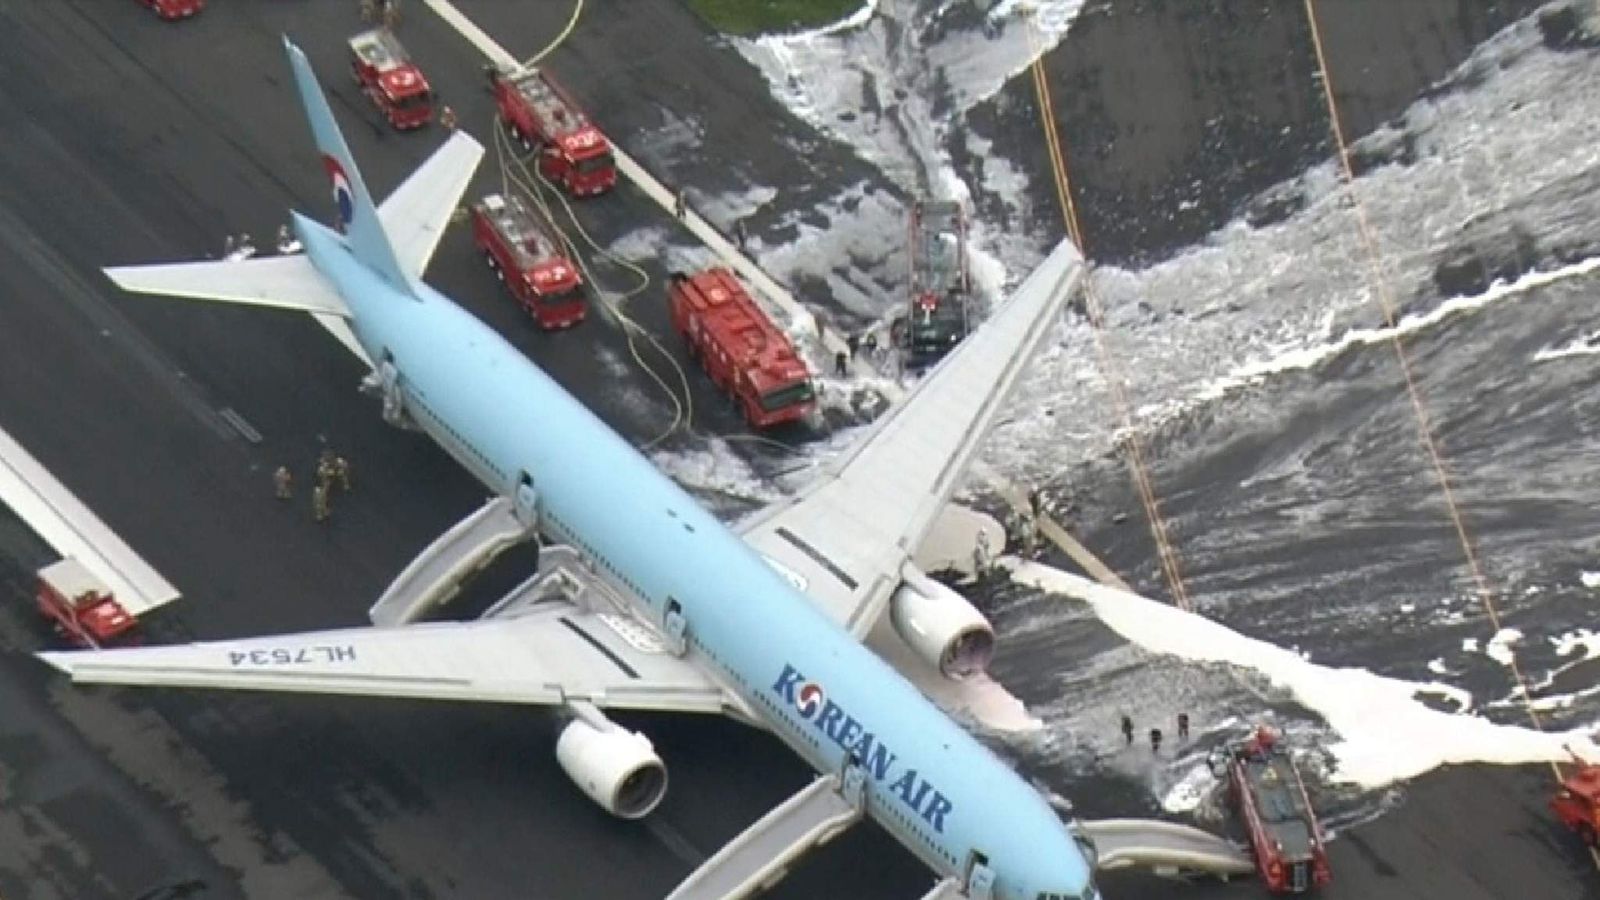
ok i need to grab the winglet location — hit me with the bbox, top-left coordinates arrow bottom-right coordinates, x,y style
282,35 -> 414,294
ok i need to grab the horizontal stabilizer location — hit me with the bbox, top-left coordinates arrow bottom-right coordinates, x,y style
103,254 -> 350,317
379,130 -> 485,278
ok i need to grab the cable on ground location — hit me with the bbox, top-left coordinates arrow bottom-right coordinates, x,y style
1024,15 -> 1193,611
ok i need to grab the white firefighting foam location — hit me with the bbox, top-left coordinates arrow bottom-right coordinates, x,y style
1007,560 -> 1600,788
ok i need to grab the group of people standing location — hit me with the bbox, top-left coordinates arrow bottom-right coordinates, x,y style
1121,712 -> 1190,754
273,449 -> 352,523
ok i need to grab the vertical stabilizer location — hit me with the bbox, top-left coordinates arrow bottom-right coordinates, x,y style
282,36 -> 413,294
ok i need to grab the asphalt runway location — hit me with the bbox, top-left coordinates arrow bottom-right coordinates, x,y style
0,1 -> 1596,899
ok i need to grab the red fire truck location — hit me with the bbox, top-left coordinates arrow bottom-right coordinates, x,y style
471,193 -> 586,330
138,0 -> 204,19
1551,754 -> 1600,848
670,269 -> 815,429
36,558 -> 136,648
487,65 -> 616,197
1210,726 -> 1332,894
348,28 -> 433,131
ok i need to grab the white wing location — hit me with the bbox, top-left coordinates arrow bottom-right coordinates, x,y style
740,239 -> 1084,634
38,604 -> 736,716
102,254 -> 349,316
377,130 -> 484,278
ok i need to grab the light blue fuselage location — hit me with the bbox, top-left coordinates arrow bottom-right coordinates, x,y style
295,215 -> 1096,900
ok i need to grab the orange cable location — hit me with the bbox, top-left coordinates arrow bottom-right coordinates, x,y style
1302,0 -> 1562,785
1026,23 -> 1192,611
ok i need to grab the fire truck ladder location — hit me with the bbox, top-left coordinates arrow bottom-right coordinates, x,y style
512,69 -> 583,133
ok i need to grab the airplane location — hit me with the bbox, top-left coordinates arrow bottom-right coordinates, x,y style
38,37 -> 1095,900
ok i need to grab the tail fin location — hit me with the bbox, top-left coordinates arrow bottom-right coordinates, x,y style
282,36 -> 413,293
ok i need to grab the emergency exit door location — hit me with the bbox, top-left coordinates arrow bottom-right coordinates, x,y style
514,471 -> 539,531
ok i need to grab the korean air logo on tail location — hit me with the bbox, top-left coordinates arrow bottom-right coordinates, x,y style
321,154 -> 354,229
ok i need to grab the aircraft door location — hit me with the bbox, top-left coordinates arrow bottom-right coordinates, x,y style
662,598 -> 688,656
963,851 -> 995,900
362,349 -> 412,429
838,755 -> 867,812
513,471 -> 539,531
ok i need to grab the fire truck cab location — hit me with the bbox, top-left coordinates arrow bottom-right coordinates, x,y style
488,66 -> 616,197
669,269 -> 815,429
1551,758 -> 1600,847
1210,726 -> 1332,894
471,194 -> 586,330
36,557 -> 136,648
348,28 -> 433,130
138,0 -> 205,19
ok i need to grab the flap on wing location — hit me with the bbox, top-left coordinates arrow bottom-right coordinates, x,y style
104,254 -> 350,316
740,240 -> 1085,634
742,507 -> 900,637
378,131 -> 485,278
39,605 -> 733,715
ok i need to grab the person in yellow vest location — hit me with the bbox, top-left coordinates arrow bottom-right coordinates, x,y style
440,105 -> 457,131
332,455 -> 352,492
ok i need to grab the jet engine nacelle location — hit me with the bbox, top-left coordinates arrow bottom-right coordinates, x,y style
889,570 -> 995,680
555,717 -> 668,820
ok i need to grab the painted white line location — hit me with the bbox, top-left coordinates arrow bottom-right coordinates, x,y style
419,0 -> 519,69
0,426 -> 180,616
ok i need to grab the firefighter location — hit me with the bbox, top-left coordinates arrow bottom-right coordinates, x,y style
862,331 -> 879,358
834,350 -> 848,378
332,455 -> 352,492
846,333 -> 861,357
439,105 -> 458,131
1178,712 -> 1190,741
1120,715 -> 1134,746
1020,511 -> 1039,558
223,234 -> 236,257
276,224 -> 295,254
673,189 -> 687,220
273,466 -> 293,500
973,528 -> 993,577
1150,727 -> 1163,754
312,482 -> 331,523
316,450 -> 337,492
